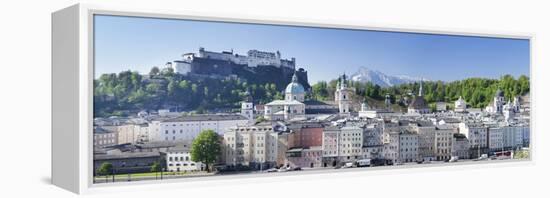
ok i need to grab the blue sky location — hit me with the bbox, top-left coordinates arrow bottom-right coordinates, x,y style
94,15 -> 530,83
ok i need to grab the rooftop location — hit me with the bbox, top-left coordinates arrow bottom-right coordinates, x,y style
157,114 -> 248,122
94,151 -> 162,160
265,100 -> 304,106
409,96 -> 428,109
93,126 -> 115,134
167,146 -> 191,153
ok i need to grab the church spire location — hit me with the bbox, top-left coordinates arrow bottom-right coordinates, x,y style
419,81 -> 423,97
340,73 -> 347,89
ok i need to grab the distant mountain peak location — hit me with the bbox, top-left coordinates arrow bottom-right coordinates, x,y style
350,67 -> 427,87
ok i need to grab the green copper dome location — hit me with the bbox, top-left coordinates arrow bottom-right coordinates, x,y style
285,72 -> 305,94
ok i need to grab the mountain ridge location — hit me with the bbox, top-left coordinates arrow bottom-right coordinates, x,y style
350,67 -> 428,87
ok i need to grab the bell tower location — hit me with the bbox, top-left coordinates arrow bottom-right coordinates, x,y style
241,90 -> 254,124
335,74 -> 352,114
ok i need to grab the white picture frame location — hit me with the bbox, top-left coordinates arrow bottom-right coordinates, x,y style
52,3 -> 534,194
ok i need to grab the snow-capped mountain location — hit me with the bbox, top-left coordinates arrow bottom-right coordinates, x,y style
350,67 -> 427,87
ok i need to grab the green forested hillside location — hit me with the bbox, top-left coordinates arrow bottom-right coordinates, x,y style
94,67 -> 529,117
310,74 -> 530,109
94,69 -> 285,117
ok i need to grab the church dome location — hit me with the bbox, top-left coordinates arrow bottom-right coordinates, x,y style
285,72 -> 305,94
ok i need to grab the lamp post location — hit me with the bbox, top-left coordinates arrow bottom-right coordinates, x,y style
111,167 -> 115,183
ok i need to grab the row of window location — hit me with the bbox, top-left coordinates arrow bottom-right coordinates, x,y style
165,122 -> 218,127
96,133 -> 116,138
400,148 -> 418,152
168,156 -> 190,161
95,139 -> 115,145
168,163 -> 196,167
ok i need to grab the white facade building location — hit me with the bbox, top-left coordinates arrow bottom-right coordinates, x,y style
322,126 -> 366,165
434,125 -> 454,161
166,146 -> 203,172
383,132 -> 399,164
93,126 -> 118,147
117,123 -> 149,144
451,133 -> 470,159
363,122 -> 384,147
338,126 -> 364,162
412,121 -> 436,161
223,124 -> 279,169
459,122 -> 488,158
502,126 -> 525,150
488,127 -> 504,152
399,131 -> 420,163
148,114 -> 248,142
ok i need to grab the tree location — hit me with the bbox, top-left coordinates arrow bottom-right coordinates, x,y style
149,66 -> 160,76
514,150 -> 529,159
311,81 -> 329,100
191,130 -> 221,172
94,65 -> 530,118
255,116 -> 267,124
97,162 -> 113,182
151,161 -> 162,179
161,67 -> 175,76
98,162 -> 113,176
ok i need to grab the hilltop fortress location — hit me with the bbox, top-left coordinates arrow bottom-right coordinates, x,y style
165,47 -> 309,90
169,47 -> 296,75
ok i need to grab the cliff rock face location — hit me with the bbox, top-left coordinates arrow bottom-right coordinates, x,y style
188,57 -> 310,90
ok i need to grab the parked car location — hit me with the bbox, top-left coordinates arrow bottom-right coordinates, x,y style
343,162 -> 354,168
292,167 -> 302,171
449,156 -> 459,162
478,154 -> 489,160
356,159 -> 371,167
482,154 -> 488,158
370,158 -> 387,167
277,168 -> 288,172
